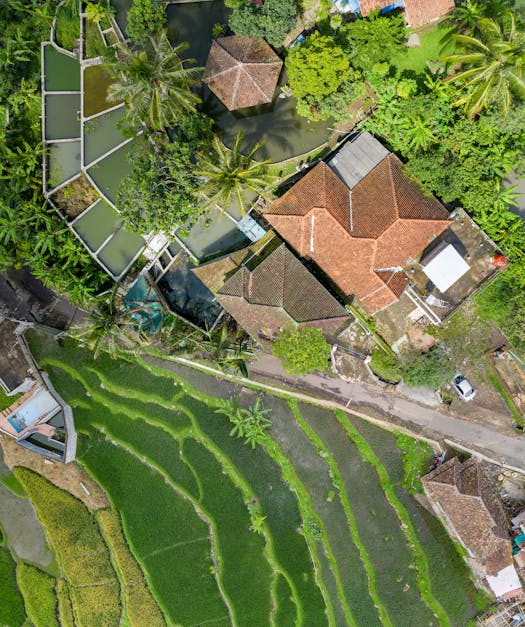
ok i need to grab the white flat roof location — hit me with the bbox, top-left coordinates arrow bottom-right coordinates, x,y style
487,565 -> 522,598
422,244 -> 470,293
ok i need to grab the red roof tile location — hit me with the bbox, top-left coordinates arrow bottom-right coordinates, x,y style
203,36 -> 283,111
265,154 -> 451,314
404,0 -> 455,27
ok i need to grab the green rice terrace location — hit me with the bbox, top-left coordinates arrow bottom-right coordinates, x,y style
0,329 -> 485,626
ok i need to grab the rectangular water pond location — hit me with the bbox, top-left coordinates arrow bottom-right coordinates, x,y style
87,138 -> 135,205
180,208 -> 248,261
72,198 -> 121,252
84,106 -> 127,166
45,94 -> 80,140
43,44 -> 80,91
97,227 -> 145,278
47,141 -> 81,188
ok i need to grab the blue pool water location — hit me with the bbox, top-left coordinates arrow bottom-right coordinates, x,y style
8,416 -> 25,433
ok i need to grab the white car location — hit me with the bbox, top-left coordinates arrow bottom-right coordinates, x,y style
453,374 -> 476,401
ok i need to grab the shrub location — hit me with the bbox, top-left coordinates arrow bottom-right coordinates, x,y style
395,434 -> 433,493
55,0 -> 80,51
126,0 -> 166,44
369,348 -> 402,383
272,327 -> 331,375
401,346 -> 454,389
13,467 -> 121,626
227,0 -> 297,47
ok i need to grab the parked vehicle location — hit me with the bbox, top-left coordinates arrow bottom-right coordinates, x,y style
453,373 -> 476,401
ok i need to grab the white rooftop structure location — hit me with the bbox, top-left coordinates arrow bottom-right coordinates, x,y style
422,243 -> 470,293
486,565 -> 523,599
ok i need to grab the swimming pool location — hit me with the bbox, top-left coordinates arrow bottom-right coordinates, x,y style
7,390 -> 59,434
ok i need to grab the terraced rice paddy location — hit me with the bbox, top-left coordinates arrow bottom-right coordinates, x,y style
26,331 -> 480,626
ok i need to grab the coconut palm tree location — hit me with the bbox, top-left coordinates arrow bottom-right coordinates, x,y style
444,12 -> 525,116
106,31 -> 202,131
70,287 -> 146,359
197,133 -> 278,215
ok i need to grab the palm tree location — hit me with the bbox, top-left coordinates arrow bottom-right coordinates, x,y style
106,31 -> 202,131
197,133 -> 278,215
448,0 -> 485,34
444,12 -> 525,116
70,287 -> 146,359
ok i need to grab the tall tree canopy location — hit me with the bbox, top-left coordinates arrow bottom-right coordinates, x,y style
226,0 -> 297,48
444,11 -> 525,115
107,32 -> 201,130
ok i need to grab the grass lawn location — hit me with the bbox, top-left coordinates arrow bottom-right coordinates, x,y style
391,25 -> 456,77
0,388 -> 20,412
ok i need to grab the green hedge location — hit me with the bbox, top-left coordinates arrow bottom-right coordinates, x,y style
13,467 -> 121,626
17,563 -> 58,627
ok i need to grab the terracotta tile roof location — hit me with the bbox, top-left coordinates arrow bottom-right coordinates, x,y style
423,458 -> 512,577
196,243 -> 349,347
265,148 -> 451,314
203,36 -> 283,111
358,0 -> 454,25
403,0 -> 455,27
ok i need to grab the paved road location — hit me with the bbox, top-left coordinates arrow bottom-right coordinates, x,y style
247,354 -> 525,472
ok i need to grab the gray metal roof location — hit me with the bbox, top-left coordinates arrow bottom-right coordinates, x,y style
328,132 -> 389,189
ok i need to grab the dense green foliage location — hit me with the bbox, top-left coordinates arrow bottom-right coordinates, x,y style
126,0 -> 167,44
13,467 -> 121,626
118,114 -> 212,233
0,0 -> 108,304
286,32 -> 364,121
341,10 -> 406,71
0,541 -> 26,627
369,348 -> 402,383
401,346 -> 455,389
226,0 -> 297,47
272,327 -> 331,375
107,32 -> 201,131
17,564 -> 58,627
215,397 -> 272,448
476,268 -> 525,352
55,0 -> 80,51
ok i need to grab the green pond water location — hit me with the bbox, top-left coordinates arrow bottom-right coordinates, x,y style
83,106 -> 127,166
87,138 -> 136,205
48,141 -> 81,188
43,44 -> 80,91
44,94 -> 80,140
97,227 -> 145,277
180,208 -> 248,260
73,198 -> 121,251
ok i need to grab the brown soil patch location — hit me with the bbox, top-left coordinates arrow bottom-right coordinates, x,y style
0,433 -> 108,510
52,174 -> 99,219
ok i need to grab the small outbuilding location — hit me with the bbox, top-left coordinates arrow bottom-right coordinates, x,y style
203,36 -> 283,111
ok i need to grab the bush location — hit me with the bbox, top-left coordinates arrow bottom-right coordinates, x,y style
272,327 -> 332,375
227,0 -> 297,47
55,0 -> 80,51
13,467 -> 121,626
369,349 -> 401,383
17,564 -> 58,627
126,0 -> 166,44
401,346 -> 454,389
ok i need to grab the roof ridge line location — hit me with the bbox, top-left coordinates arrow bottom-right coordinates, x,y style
242,65 -> 275,100
387,155 -> 400,219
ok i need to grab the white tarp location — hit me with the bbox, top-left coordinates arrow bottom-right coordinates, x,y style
422,244 -> 470,293
486,565 -> 522,598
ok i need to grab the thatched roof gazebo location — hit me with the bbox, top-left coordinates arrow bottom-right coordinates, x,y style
203,36 -> 283,111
